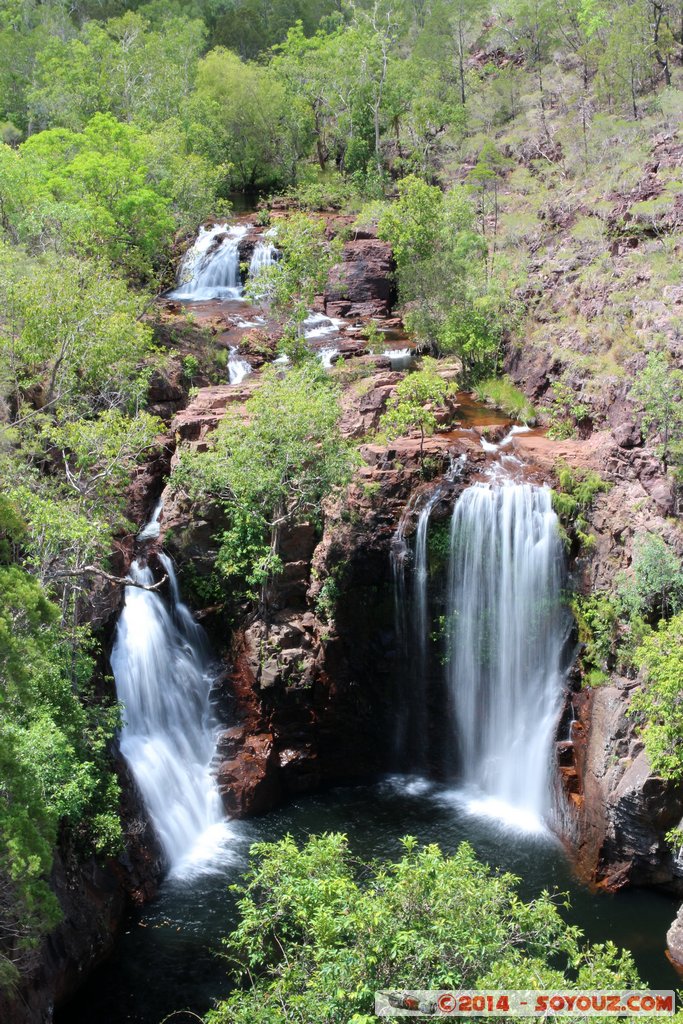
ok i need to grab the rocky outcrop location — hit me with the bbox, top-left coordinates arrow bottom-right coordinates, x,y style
667,904 -> 683,969
0,769 -> 163,1024
569,685 -> 683,893
325,237 -> 396,319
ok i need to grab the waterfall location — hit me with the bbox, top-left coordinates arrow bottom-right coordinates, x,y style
228,346 -> 252,385
248,240 -> 277,279
111,556 -> 228,876
446,483 -> 570,829
318,346 -> 339,370
413,491 -> 441,686
168,223 -> 248,301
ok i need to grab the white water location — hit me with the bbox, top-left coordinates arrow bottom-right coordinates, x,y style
384,347 -> 414,370
303,313 -> 345,339
413,490 -> 442,678
248,240 -> 277,279
168,224 -> 248,301
446,483 -> 569,829
111,556 -> 229,877
318,346 -> 339,369
228,346 -> 252,385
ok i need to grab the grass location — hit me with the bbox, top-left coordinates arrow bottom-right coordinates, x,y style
473,375 -> 536,424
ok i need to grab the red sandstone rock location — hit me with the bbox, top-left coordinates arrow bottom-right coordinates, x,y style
325,238 -> 396,319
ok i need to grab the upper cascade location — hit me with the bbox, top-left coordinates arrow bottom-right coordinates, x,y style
168,224 -> 278,303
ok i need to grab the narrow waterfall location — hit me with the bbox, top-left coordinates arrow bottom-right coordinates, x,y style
248,239 -> 277,278
413,491 -> 441,686
228,346 -> 252,385
446,483 -> 569,828
111,557 -> 227,875
168,223 -> 248,301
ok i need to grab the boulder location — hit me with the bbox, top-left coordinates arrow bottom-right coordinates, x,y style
325,238 -> 396,318
667,904 -> 683,968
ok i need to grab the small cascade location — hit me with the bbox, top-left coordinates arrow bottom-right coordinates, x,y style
303,313 -> 345,339
111,554 -> 228,876
137,499 -> 163,542
248,239 -> 277,279
384,348 -> 414,371
318,346 -> 339,370
228,346 -> 252,385
168,223 -> 248,301
446,483 -> 570,829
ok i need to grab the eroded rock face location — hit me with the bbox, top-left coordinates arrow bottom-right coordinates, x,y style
569,685 -> 683,893
325,237 -> 396,319
667,904 -> 683,968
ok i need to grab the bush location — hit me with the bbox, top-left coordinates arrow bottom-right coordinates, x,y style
551,464 -> 610,550
207,834 -> 641,1024
473,375 -> 536,423
629,613 -> 683,781
617,533 -> 683,622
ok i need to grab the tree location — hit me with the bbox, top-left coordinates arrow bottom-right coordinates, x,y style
207,833 -> 642,1024
629,612 -> 683,780
597,0 -> 653,119
376,176 -> 504,383
0,242 -> 155,416
630,351 -> 683,472
188,48 -> 309,191
0,564 -> 121,988
172,363 -> 356,604
246,214 -> 341,361
379,361 -> 450,459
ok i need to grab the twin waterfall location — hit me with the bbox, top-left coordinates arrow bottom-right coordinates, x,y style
111,555 -> 227,876
168,223 -> 276,302
396,479 -> 569,832
447,484 -> 569,828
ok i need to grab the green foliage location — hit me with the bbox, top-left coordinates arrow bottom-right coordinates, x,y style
189,47 -> 307,192
379,360 -> 450,458
207,833 -> 641,1024
377,176 -> 508,384
572,593 -> 618,679
0,566 -> 121,985
617,532 -> 683,623
173,363 -> 356,598
473,375 -> 536,423
551,463 -> 610,549
629,613 -> 683,780
541,379 -> 590,439
630,352 -> 683,473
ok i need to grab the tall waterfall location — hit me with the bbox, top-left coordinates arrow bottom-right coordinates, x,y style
111,557 -> 227,875
446,483 -> 569,828
168,224 -> 248,301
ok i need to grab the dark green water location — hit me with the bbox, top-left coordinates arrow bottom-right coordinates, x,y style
57,776 -> 680,1024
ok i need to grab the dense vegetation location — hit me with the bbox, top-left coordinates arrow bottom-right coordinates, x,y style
207,834 -> 646,1024
1,0 -> 682,1003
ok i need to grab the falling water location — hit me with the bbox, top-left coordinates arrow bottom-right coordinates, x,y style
248,239 -> 277,278
228,346 -> 252,385
318,346 -> 339,370
446,483 -> 570,829
111,557 -> 228,875
168,224 -> 248,301
413,490 -> 442,683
